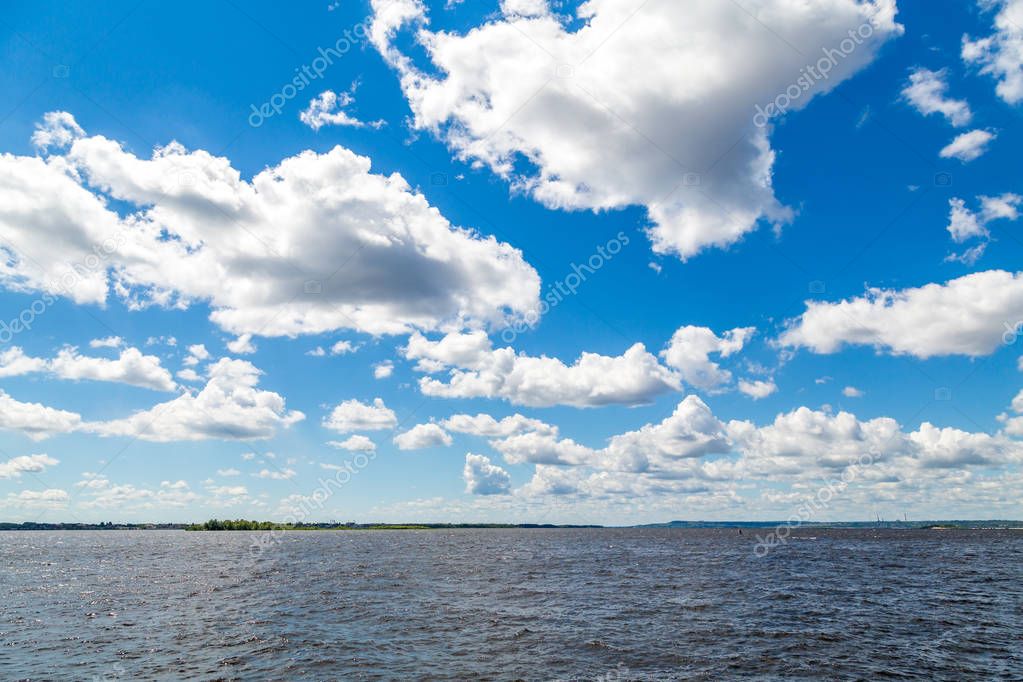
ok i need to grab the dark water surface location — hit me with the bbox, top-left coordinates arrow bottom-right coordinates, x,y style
2,528 -> 1022,680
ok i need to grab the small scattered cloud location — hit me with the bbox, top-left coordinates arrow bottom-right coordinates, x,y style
939,129 -> 996,162
327,435 -> 377,452
394,423 -> 452,450
254,468 -> 297,480
300,86 -> 386,131
0,453 -> 59,479
463,453 -> 511,495
901,67 -> 972,126
323,398 -> 397,433
227,334 -> 257,354
89,336 -> 123,349
738,379 -> 778,400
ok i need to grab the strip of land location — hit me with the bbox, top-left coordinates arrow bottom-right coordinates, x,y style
2,519 -> 1021,531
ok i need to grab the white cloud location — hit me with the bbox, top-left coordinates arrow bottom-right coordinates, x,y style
0,356 -> 301,444
373,361 -> 394,379
331,341 -> 358,355
49,346 -> 177,391
89,336 -> 123,348
405,325 -> 756,406
843,385 -> 865,397
0,347 -> 47,377
226,334 -> 256,354
403,330 -> 492,374
0,453 -> 59,479
176,368 -> 201,382
907,423 -> 1014,468
738,379 -> 778,399
935,245 -> 988,270
182,344 -> 210,367
80,480 -> 198,509
948,194 -> 1023,243
405,331 -> 679,407
490,430 -> 594,466
601,396 -> 731,474
446,394 -> 1023,508
0,390 -> 82,440
255,468 -> 296,480
732,404 -> 1023,474
146,336 -> 177,347
459,396 -> 729,474
939,129 -> 996,162
442,412 -> 556,438
2,488 -> 69,509
1012,388 -> 1023,413
327,434 -> 377,452
660,326 -> 753,390
0,113 -> 540,339
780,270 -> 1023,358
979,192 -> 1023,221
86,358 -> 304,441
206,484 -> 249,497
947,197 -> 985,243
463,453 -> 511,495
0,345 -> 175,391
371,0 -> 901,260
901,67 -> 972,126
997,387 -> 1023,436
394,423 -> 452,450
32,111 -> 83,149
500,0 -> 548,17
962,0 -> 1023,104
727,406 -> 904,472
308,340 -> 360,357
75,472 -> 110,490
300,87 -> 386,130
323,398 -> 397,433
216,468 -> 241,477
945,193 -> 1020,264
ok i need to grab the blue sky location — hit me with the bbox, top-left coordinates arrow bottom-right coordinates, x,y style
1,0 -> 1022,524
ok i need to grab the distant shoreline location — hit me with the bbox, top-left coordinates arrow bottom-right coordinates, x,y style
2,519 -> 1022,531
